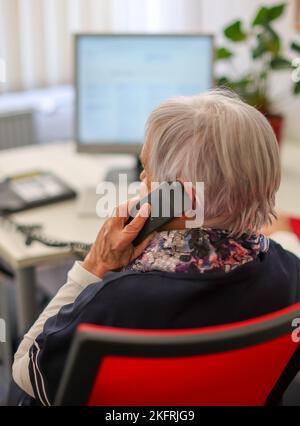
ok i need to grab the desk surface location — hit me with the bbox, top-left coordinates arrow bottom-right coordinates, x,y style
0,140 -> 299,270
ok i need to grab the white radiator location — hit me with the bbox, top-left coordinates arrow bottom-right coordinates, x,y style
0,109 -> 36,151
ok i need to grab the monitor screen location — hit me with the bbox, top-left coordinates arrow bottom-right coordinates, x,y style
76,34 -> 213,153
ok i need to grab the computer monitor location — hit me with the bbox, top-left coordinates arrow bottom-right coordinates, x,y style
75,34 -> 214,156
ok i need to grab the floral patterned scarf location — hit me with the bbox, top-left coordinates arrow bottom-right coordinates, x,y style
124,228 -> 269,274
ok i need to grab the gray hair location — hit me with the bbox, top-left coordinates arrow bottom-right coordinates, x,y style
145,89 -> 281,235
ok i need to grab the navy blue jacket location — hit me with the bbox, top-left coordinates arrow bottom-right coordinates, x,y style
28,240 -> 300,405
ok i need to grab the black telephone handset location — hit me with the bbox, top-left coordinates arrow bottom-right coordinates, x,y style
127,181 -> 192,246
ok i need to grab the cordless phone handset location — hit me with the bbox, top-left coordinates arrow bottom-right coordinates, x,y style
127,181 -> 192,246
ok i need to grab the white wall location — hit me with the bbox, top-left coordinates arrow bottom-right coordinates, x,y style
0,0 -> 202,90
0,0 -> 299,141
200,0 -> 300,142
111,0 -> 202,31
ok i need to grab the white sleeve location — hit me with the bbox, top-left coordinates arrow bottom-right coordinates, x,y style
271,231 -> 300,259
12,261 -> 100,398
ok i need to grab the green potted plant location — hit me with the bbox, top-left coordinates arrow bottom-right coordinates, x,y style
216,2 -> 300,144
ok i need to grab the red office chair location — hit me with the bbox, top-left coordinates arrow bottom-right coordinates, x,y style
291,217 -> 300,240
55,302 -> 300,406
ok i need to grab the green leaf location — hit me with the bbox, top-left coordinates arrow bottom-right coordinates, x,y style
216,47 -> 233,60
252,3 -> 286,26
264,24 -> 280,43
232,78 -> 252,90
270,56 -> 292,70
252,6 -> 269,26
224,20 -> 247,42
268,4 -> 286,21
252,42 -> 267,59
263,27 -> 280,54
294,80 -> 300,94
268,37 -> 281,56
216,76 -> 231,87
252,29 -> 280,59
216,77 -> 252,96
291,42 -> 300,54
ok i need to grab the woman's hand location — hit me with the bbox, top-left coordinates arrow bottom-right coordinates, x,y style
82,200 -> 152,279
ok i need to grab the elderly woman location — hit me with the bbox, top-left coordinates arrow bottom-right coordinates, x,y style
13,90 -> 300,405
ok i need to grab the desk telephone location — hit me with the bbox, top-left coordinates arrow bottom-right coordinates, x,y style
1,179 -> 192,258
0,170 -> 77,214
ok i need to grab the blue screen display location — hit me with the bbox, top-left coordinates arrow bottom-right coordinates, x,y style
77,35 -> 213,145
